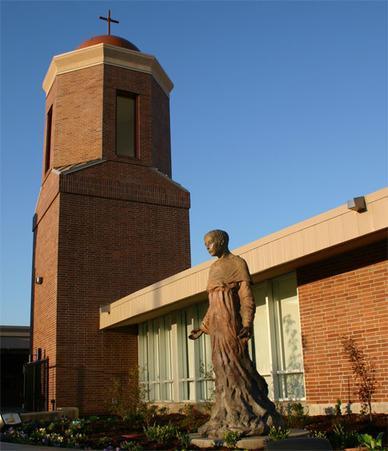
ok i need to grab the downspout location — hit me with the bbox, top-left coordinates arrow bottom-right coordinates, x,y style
29,213 -> 38,360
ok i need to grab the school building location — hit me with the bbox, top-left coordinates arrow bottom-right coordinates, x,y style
31,33 -> 387,415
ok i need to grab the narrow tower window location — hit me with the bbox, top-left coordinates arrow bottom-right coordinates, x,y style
44,107 -> 53,173
116,93 -> 136,157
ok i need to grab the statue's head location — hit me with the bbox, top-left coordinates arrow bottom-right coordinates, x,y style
204,229 -> 230,257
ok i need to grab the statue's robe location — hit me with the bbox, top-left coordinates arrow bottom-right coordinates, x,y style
198,253 -> 283,438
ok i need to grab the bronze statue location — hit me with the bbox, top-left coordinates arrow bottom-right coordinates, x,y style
190,230 -> 283,438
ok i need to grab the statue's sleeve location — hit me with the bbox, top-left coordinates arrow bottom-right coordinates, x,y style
238,280 -> 256,328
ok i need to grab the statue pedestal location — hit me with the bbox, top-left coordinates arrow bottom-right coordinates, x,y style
190,429 -> 309,450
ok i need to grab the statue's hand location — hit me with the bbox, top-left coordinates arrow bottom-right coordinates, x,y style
189,329 -> 203,340
238,327 -> 252,340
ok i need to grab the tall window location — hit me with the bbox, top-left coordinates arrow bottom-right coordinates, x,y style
253,273 -> 305,400
44,106 -> 53,173
138,316 -> 173,401
116,92 -> 136,157
138,272 -> 304,403
177,305 -> 214,402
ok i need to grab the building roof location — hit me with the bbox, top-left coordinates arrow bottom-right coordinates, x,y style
100,187 -> 388,329
0,325 -> 30,350
77,35 -> 140,52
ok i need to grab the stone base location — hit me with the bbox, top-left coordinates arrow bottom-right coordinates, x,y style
190,429 -> 309,450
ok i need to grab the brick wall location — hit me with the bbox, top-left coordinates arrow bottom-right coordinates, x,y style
298,239 -> 388,406
103,65 -> 172,176
52,65 -> 104,168
33,51 -> 189,413
33,161 -> 190,413
42,78 -> 57,180
32,193 -> 60,405
45,63 -> 173,176
151,78 -> 172,177
55,180 -> 189,413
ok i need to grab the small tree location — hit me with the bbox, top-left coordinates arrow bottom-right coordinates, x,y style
342,337 -> 377,421
107,366 -> 147,418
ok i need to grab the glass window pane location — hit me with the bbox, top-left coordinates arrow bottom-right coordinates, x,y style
273,273 -> 305,400
275,274 -> 303,372
196,303 -> 213,401
45,107 -> 53,173
252,283 -> 271,374
138,276 -> 304,403
138,323 -> 149,401
160,316 -> 172,401
280,374 -> 305,399
116,95 -> 135,157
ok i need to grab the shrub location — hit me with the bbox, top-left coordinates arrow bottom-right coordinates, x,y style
334,399 -> 342,416
284,402 -> 309,428
310,430 -> 327,439
177,430 -> 192,449
144,423 -> 179,445
268,426 -> 290,441
358,432 -> 384,450
329,423 -> 359,450
120,440 -> 144,451
177,404 -> 209,432
342,337 -> 377,421
107,367 -> 148,419
223,430 -> 242,448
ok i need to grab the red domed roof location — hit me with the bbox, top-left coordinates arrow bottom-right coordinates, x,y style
77,35 -> 140,51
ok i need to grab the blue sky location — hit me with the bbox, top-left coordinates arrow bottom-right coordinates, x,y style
1,1 -> 387,326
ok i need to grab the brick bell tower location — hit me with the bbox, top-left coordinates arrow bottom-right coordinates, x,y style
31,33 -> 191,414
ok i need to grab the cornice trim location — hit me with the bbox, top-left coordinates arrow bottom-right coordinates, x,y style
42,43 -> 173,96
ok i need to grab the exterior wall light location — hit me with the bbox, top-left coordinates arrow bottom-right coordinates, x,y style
347,196 -> 367,213
35,276 -> 43,284
0,413 -> 22,430
100,304 -> 111,314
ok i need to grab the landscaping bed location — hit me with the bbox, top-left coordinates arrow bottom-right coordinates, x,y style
0,408 -> 208,450
0,407 -> 387,450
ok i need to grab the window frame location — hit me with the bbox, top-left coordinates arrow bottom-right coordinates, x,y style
44,106 -> 53,174
115,90 -> 139,159
138,272 -> 305,403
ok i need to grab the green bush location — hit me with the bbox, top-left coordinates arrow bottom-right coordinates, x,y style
223,430 -> 242,448
334,399 -> 342,416
358,432 -> 384,450
120,440 -> 144,451
329,423 -> 359,450
284,402 -> 309,428
309,430 -> 327,439
268,426 -> 290,441
144,423 -> 179,445
177,430 -> 192,449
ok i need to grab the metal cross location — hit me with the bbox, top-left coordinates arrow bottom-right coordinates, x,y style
99,10 -> 119,35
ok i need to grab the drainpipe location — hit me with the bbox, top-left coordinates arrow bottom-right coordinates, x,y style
29,213 -> 38,360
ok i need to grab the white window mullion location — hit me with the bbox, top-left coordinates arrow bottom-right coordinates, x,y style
170,316 -> 179,402
186,306 -> 197,401
178,310 -> 189,400
147,322 -> 155,401
164,314 -> 173,400
267,279 -> 282,400
159,318 -> 166,400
